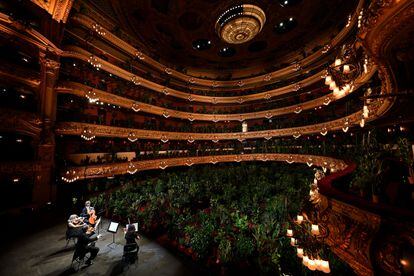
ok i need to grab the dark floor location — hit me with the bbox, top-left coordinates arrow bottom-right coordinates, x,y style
0,219 -> 194,276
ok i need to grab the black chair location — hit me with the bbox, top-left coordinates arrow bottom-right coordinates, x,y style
65,229 -> 78,248
122,243 -> 138,265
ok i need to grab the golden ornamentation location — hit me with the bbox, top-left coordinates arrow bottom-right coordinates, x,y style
216,4 -> 266,44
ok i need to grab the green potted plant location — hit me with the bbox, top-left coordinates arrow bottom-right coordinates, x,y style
397,138 -> 414,184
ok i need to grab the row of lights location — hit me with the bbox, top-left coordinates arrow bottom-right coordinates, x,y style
92,23 -> 106,36
81,128 -> 95,141
85,89 -> 99,103
62,170 -> 79,183
88,55 -> 101,70
78,118 -> 366,144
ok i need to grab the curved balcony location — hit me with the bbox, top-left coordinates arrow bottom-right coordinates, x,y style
65,32 -> 334,95
61,153 -> 347,180
0,12 -> 61,55
69,0 -> 364,89
62,46 -> 332,104
55,93 -> 391,142
57,91 -> 365,133
0,108 -> 42,138
57,63 -> 376,122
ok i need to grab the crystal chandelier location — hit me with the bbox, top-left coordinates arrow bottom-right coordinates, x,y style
324,42 -> 363,99
81,127 -> 95,141
127,162 -> 137,174
85,89 -> 99,103
62,170 -> 79,183
286,169 -> 331,273
87,55 -> 101,70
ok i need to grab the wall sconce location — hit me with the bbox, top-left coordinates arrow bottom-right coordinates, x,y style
131,102 -> 140,112
135,50 -> 145,60
286,156 -> 294,164
162,110 -> 170,118
161,135 -> 169,143
130,76 -> 141,85
85,89 -> 99,103
293,131 -> 301,139
127,132 -> 138,142
127,163 -> 137,174
162,87 -> 169,95
294,106 -> 302,114
81,128 -> 95,141
159,161 -> 168,170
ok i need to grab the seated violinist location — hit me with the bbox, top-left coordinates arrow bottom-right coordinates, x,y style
67,214 -> 86,239
75,225 -> 101,266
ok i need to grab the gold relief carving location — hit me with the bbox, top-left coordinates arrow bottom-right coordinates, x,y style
371,221 -> 414,275
361,0 -> 414,61
322,199 -> 381,276
56,63 -> 376,121
62,45 -> 328,104
40,55 -> 61,75
64,153 -> 346,180
0,162 -> 42,176
70,0 -> 362,90
55,100 -> 389,141
31,0 -> 74,23
0,109 -> 42,138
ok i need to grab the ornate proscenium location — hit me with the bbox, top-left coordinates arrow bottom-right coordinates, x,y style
216,4 -> 266,44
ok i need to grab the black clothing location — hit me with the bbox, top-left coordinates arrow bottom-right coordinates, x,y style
81,207 -> 90,221
75,232 -> 99,261
66,226 -> 82,239
125,231 -> 138,245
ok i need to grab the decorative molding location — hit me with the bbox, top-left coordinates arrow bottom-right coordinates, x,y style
0,12 -> 61,54
69,0 -> 364,89
320,197 -> 381,276
0,161 -> 42,176
55,95 -> 392,141
57,63 -> 376,122
0,109 -> 42,138
31,0 -> 74,23
62,153 -> 347,180
62,45 -> 326,104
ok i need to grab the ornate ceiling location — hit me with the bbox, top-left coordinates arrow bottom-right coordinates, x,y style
86,0 -> 359,77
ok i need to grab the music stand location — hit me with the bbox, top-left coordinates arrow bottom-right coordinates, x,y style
107,221 -> 119,248
97,210 -> 104,234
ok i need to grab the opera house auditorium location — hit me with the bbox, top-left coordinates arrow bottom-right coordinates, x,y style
0,0 -> 413,275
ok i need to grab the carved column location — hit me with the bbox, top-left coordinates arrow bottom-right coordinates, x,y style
33,53 -> 60,206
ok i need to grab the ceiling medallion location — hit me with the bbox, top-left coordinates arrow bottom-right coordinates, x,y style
216,4 -> 266,44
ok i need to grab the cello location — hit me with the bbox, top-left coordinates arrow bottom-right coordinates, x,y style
88,207 -> 98,225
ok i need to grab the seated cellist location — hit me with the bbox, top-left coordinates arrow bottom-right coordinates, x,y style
81,200 -> 99,227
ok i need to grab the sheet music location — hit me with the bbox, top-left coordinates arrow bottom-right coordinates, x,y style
108,221 -> 119,233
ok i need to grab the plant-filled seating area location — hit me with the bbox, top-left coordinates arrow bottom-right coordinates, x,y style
89,163 -> 353,274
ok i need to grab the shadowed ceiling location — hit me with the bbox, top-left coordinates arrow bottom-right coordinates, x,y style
86,0 -> 359,77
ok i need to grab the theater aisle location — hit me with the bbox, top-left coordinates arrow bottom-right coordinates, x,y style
0,219 -> 194,275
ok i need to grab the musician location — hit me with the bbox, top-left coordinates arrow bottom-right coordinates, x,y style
81,201 -> 92,221
81,201 -> 99,226
124,224 -> 140,245
123,224 -> 140,264
75,225 -> 100,265
67,214 -> 85,238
